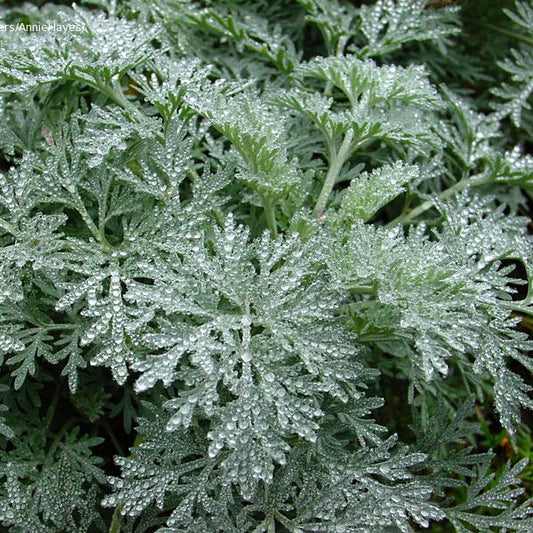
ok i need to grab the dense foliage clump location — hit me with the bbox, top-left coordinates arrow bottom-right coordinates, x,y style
0,1 -> 532,531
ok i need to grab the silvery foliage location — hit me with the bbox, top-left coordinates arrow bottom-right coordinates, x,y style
332,194 -> 532,431
0,420 -> 105,533
491,1 -> 533,131
276,56 -> 442,153
125,215 -> 370,497
295,0 -> 460,57
0,0 -> 532,531
0,3 -> 159,95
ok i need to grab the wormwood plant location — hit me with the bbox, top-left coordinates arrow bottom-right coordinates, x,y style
0,0 -> 532,531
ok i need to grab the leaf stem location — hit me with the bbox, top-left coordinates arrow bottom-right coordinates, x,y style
74,195 -> 114,252
40,323 -> 78,331
44,380 -> 62,428
386,173 -> 488,227
0,219 -> 17,236
90,77 -> 166,144
314,129 -> 354,218
108,506 -> 122,533
472,21 -> 533,47
213,208 -> 225,228
99,81 -> 132,110
264,199 -> 278,238
349,284 -> 376,295
274,511 -> 300,531
501,300 -> 533,316
356,333 -> 404,342
46,417 -> 79,461
101,420 -> 125,456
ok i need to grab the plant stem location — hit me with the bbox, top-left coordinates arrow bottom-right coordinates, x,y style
213,208 -> 225,228
100,81 -> 132,110
74,195 -> 114,252
349,284 -> 376,295
108,506 -> 122,533
90,77 -> 166,144
274,511 -> 300,531
264,199 -> 278,238
473,21 -> 533,47
101,420 -> 125,456
46,417 -> 79,461
189,168 -> 225,227
386,173 -> 488,227
501,300 -> 533,317
314,129 -> 354,218
356,333 -> 404,342
49,323 -> 78,330
44,380 -> 62,428
0,219 -> 17,236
